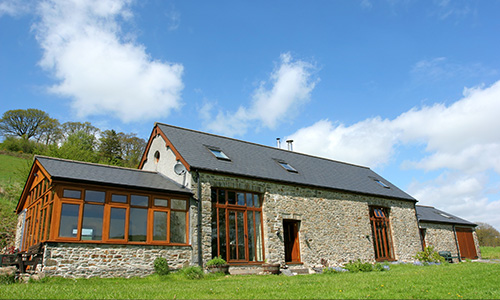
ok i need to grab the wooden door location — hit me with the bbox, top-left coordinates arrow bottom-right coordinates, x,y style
370,207 -> 394,261
283,220 -> 301,263
227,209 -> 247,261
456,227 -> 478,259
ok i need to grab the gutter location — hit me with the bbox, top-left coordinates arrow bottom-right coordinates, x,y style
452,225 -> 462,262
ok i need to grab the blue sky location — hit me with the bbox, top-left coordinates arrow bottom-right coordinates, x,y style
1,0 -> 500,230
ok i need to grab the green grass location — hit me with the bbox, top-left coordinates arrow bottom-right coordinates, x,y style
0,152 -> 31,184
481,246 -> 500,259
1,263 -> 499,299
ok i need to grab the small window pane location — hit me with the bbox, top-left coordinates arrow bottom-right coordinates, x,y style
85,190 -> 105,203
209,149 -> 230,160
237,193 -> 245,206
111,194 -> 127,203
246,193 -> 253,207
171,199 -> 186,210
218,189 -> 226,204
129,208 -> 148,242
63,189 -> 81,199
81,204 -> 104,240
131,195 -> 148,207
109,207 -> 126,239
228,191 -> 236,205
154,198 -> 169,207
153,211 -> 168,241
59,203 -> 80,238
253,195 -> 260,207
170,211 -> 187,243
211,189 -> 217,203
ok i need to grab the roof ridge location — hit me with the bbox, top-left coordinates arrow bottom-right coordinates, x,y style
35,155 -> 158,174
155,122 -> 371,170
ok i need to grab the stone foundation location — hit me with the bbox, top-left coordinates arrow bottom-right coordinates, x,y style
42,243 -> 193,278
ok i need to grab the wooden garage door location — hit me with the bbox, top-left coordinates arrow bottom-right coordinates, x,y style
456,227 -> 478,259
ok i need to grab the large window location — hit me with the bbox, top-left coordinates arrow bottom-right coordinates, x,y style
52,186 -> 189,245
211,188 -> 264,263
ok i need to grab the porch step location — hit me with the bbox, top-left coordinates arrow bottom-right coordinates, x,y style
286,265 -> 310,275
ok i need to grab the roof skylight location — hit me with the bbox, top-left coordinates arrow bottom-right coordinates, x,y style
277,160 -> 298,173
208,148 -> 230,161
373,179 -> 390,189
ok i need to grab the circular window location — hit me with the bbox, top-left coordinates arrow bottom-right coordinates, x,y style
154,151 -> 160,163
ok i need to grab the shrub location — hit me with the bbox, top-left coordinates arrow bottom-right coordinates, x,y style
0,273 -> 16,285
344,259 -> 373,272
323,266 -> 348,274
206,256 -> 227,267
153,257 -> 170,275
181,266 -> 204,280
374,262 -> 390,272
414,246 -> 445,263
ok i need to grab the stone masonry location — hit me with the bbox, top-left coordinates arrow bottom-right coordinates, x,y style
198,172 -> 423,271
42,243 -> 192,278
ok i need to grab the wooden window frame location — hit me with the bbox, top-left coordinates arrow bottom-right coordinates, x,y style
211,188 -> 265,264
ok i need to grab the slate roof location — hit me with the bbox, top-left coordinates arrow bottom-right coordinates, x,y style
36,156 -> 191,195
416,205 -> 476,226
156,123 -> 415,201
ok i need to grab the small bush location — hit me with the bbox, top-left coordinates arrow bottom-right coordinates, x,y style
153,257 -> 170,275
206,256 -> 227,267
344,259 -> 373,272
0,274 -> 16,285
374,262 -> 390,272
414,246 -> 445,263
181,266 -> 204,280
323,266 -> 348,274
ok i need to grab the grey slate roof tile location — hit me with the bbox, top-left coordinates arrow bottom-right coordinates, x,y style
156,123 -> 415,201
37,156 -> 191,195
416,205 -> 476,226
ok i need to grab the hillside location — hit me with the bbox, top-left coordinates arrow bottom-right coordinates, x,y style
0,152 -> 32,249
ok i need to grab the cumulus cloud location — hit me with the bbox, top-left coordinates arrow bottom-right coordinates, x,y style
287,80 -> 500,230
202,53 -> 317,136
34,0 -> 184,123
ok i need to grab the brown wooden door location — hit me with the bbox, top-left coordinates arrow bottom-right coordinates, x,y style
284,220 -> 301,263
370,207 -> 394,261
456,227 -> 478,259
227,209 -> 247,262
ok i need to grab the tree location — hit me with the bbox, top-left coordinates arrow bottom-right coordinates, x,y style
0,108 -> 52,139
36,118 -> 62,145
50,131 -> 99,163
119,133 -> 146,168
61,121 -> 99,141
99,129 -> 123,165
476,222 -> 500,247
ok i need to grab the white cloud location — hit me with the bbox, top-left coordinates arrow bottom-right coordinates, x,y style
0,0 -> 32,17
409,173 -> 500,231
34,0 -> 184,123
202,53 -> 317,136
411,57 -> 497,82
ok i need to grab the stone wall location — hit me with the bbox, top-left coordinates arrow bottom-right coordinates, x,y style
14,209 -> 25,250
42,243 -> 192,278
199,172 -> 422,270
420,222 -> 458,257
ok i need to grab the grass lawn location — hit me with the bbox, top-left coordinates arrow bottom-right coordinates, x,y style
2,263 -> 499,299
481,246 -> 500,259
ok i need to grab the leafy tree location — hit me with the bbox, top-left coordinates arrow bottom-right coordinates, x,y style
476,222 -> 500,247
50,131 -> 99,163
99,129 -> 123,165
120,133 -> 146,168
61,121 -> 99,141
36,118 -> 62,145
0,108 -> 52,140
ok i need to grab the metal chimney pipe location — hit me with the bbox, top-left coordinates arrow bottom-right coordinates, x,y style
286,139 -> 294,151
276,138 -> 281,148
